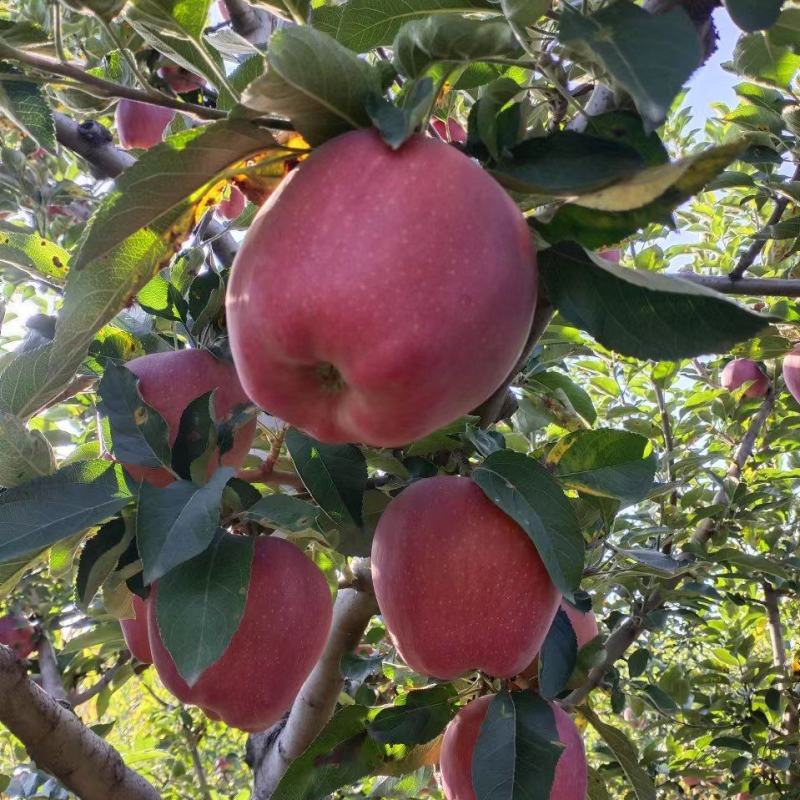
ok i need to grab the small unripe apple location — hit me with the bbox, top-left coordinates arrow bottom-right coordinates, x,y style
227,128 -> 536,447
115,100 -> 175,150
371,476 -> 559,679
431,118 -> 466,144
217,185 -> 246,220
147,536 -> 333,731
721,358 -> 769,398
120,594 -> 152,664
440,694 -> 587,800
157,65 -> 206,94
783,345 -> 800,404
0,614 -> 36,659
121,349 -> 257,488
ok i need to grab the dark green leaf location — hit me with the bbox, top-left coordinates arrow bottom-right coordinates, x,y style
641,684 -> 678,712
0,411 -> 55,488
539,607 -> 578,699
240,493 -> 320,532
628,648 -> 649,678
171,391 -> 217,483
368,684 -> 457,745
367,78 -> 435,149
530,371 -> 597,425
75,517 -> 132,609
0,64 -> 56,153
501,0 -> 550,27
340,650 -> 383,682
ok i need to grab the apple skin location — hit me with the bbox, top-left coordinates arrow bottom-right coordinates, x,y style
371,476 -> 560,679
115,100 -> 175,150
0,614 -> 36,659
226,129 -> 536,447
157,65 -> 206,94
721,359 -> 769,398
147,536 -> 333,732
120,594 -> 152,664
431,118 -> 467,144
783,345 -> 800,404
561,600 -> 599,649
120,349 -> 257,488
440,694 -> 587,800
217,185 -> 246,220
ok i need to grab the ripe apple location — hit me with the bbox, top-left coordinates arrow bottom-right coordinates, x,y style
371,476 -> 560,679
226,128 -> 536,447
0,614 -> 36,659
147,536 -> 333,731
157,65 -> 206,94
440,694 -> 587,800
217,185 -> 246,220
721,358 -> 769,398
783,344 -> 800,404
431,118 -> 466,144
120,594 -> 152,664
115,99 -> 175,150
561,600 -> 599,649
121,349 -> 257,488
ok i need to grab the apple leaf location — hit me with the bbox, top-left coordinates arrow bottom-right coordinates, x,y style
155,531 -> 253,686
0,460 -> 132,562
731,32 -> 800,88
724,0 -> 785,32
126,0 -> 211,39
0,63 -> 56,153
472,449 -> 584,598
500,0 -> 550,27
170,391 -> 217,483
547,429 -> 657,504
472,690 -> 563,800
0,230 -> 69,287
393,14 -> 522,79
311,0 -> 496,52
96,364 -> 172,471
136,467 -> 234,584
559,1 -> 701,131
240,494 -> 320,532
538,607 -> 578,700
529,371 -> 597,426
367,684 -> 457,745
0,411 -> 55,488
75,517 -> 132,610
768,7 -> 800,52
367,77 -> 435,150
539,243 -> 773,360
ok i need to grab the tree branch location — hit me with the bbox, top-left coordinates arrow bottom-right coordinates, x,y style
0,645 -> 162,800
36,633 -> 67,704
679,273 -> 800,297
69,654 -> 130,707
249,560 -> 377,798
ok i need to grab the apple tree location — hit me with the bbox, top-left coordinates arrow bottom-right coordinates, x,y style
0,0 -> 799,798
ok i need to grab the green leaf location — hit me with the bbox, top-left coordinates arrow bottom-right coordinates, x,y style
271,705 -> 384,800
725,0 -> 785,32
472,690 -> 563,800
538,607 -> 578,700
582,706 -> 655,800
490,131 -> 642,196
587,767 -> 611,800
367,78 -> 435,150
501,0 -> 550,27
97,364 -> 172,470
340,650 -> 383,682
393,14 -> 521,79
529,371 -> 597,426
559,1 -> 701,130
547,429 -> 656,504
75,517 -> 132,609
368,684 -> 456,745
628,648 -> 649,678
240,494 -> 321,532
286,428 -> 367,528
170,392 -> 217,483
155,531 -> 253,686
615,548 -> 684,576
768,6 -> 800,52
472,449 -> 584,597
0,229 -> 69,286
0,64 -> 56,153
137,468 -> 233,584
539,243 -> 771,360
126,0 -> 211,39
0,411 -> 55,488
0,460 -> 132,562
0,549 -> 47,595
732,31 -> 800,88
241,26 -> 379,146
312,0 -> 496,51
473,76 -> 522,160
641,684 -> 678,712
74,120 -> 277,270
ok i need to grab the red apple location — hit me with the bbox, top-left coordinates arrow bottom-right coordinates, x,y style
120,594 -> 152,664
216,0 -> 230,20
371,476 -> 559,679
440,694 -> 587,800
0,614 -> 36,659
597,248 -> 621,263
561,600 -> 599,649
226,128 -> 536,447
157,65 -> 206,94
115,99 -> 175,150
147,536 -> 333,731
783,344 -> 800,404
217,185 -> 246,220
121,349 -> 257,488
721,359 -> 769,398
431,118 -> 467,144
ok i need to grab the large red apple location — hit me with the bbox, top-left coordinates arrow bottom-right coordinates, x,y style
115,99 -> 175,150
226,128 -> 536,447
783,344 -> 800,404
561,600 -> 599,649
121,349 -> 257,488
371,476 -> 559,679
147,536 -> 333,731
721,358 -> 769,398
0,614 -> 36,659
440,694 -> 587,800
120,594 -> 152,664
